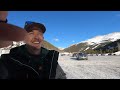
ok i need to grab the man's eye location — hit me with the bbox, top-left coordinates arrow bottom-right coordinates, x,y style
39,32 -> 43,35
28,32 -> 34,35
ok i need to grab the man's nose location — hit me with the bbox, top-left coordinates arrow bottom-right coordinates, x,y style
34,34 -> 39,39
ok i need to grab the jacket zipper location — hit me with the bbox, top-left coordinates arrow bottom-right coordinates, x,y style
10,57 -> 40,77
49,51 -> 55,79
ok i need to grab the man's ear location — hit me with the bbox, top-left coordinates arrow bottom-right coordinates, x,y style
23,34 -> 28,43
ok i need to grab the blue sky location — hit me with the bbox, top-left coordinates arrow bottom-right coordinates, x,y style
8,11 -> 120,48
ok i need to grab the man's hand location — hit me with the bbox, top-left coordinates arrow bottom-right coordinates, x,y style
0,11 -> 8,21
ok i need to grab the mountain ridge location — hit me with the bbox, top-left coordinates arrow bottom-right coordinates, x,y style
64,32 -> 120,53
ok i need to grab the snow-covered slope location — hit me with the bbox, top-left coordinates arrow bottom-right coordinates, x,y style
64,32 -> 120,52
0,41 -> 25,56
83,32 -> 120,45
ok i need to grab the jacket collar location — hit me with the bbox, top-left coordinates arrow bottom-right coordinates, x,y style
9,44 -> 49,64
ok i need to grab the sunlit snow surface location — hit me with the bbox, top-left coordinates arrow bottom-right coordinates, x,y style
58,55 -> 120,79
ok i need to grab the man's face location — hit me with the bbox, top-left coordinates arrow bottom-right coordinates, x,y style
24,30 -> 44,50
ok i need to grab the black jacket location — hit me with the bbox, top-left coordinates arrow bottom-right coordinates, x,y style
0,45 -> 66,79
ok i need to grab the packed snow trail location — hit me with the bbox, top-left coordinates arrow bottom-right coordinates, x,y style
58,55 -> 120,79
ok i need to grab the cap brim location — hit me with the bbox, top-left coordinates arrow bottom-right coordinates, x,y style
0,40 -> 13,48
0,23 -> 27,41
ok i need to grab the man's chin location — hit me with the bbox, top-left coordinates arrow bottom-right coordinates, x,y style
32,45 -> 41,50
28,44 -> 41,50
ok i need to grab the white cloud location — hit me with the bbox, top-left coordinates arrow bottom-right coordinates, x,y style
72,40 -> 75,42
53,38 -> 59,42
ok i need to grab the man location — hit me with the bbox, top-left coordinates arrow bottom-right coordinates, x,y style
0,11 -> 66,79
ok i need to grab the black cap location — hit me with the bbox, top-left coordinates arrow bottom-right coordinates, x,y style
24,21 -> 46,33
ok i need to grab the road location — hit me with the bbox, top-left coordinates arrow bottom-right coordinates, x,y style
58,55 -> 120,79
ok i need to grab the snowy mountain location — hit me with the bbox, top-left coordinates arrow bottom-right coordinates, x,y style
64,32 -> 120,53
58,47 -> 65,50
82,32 -> 120,45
